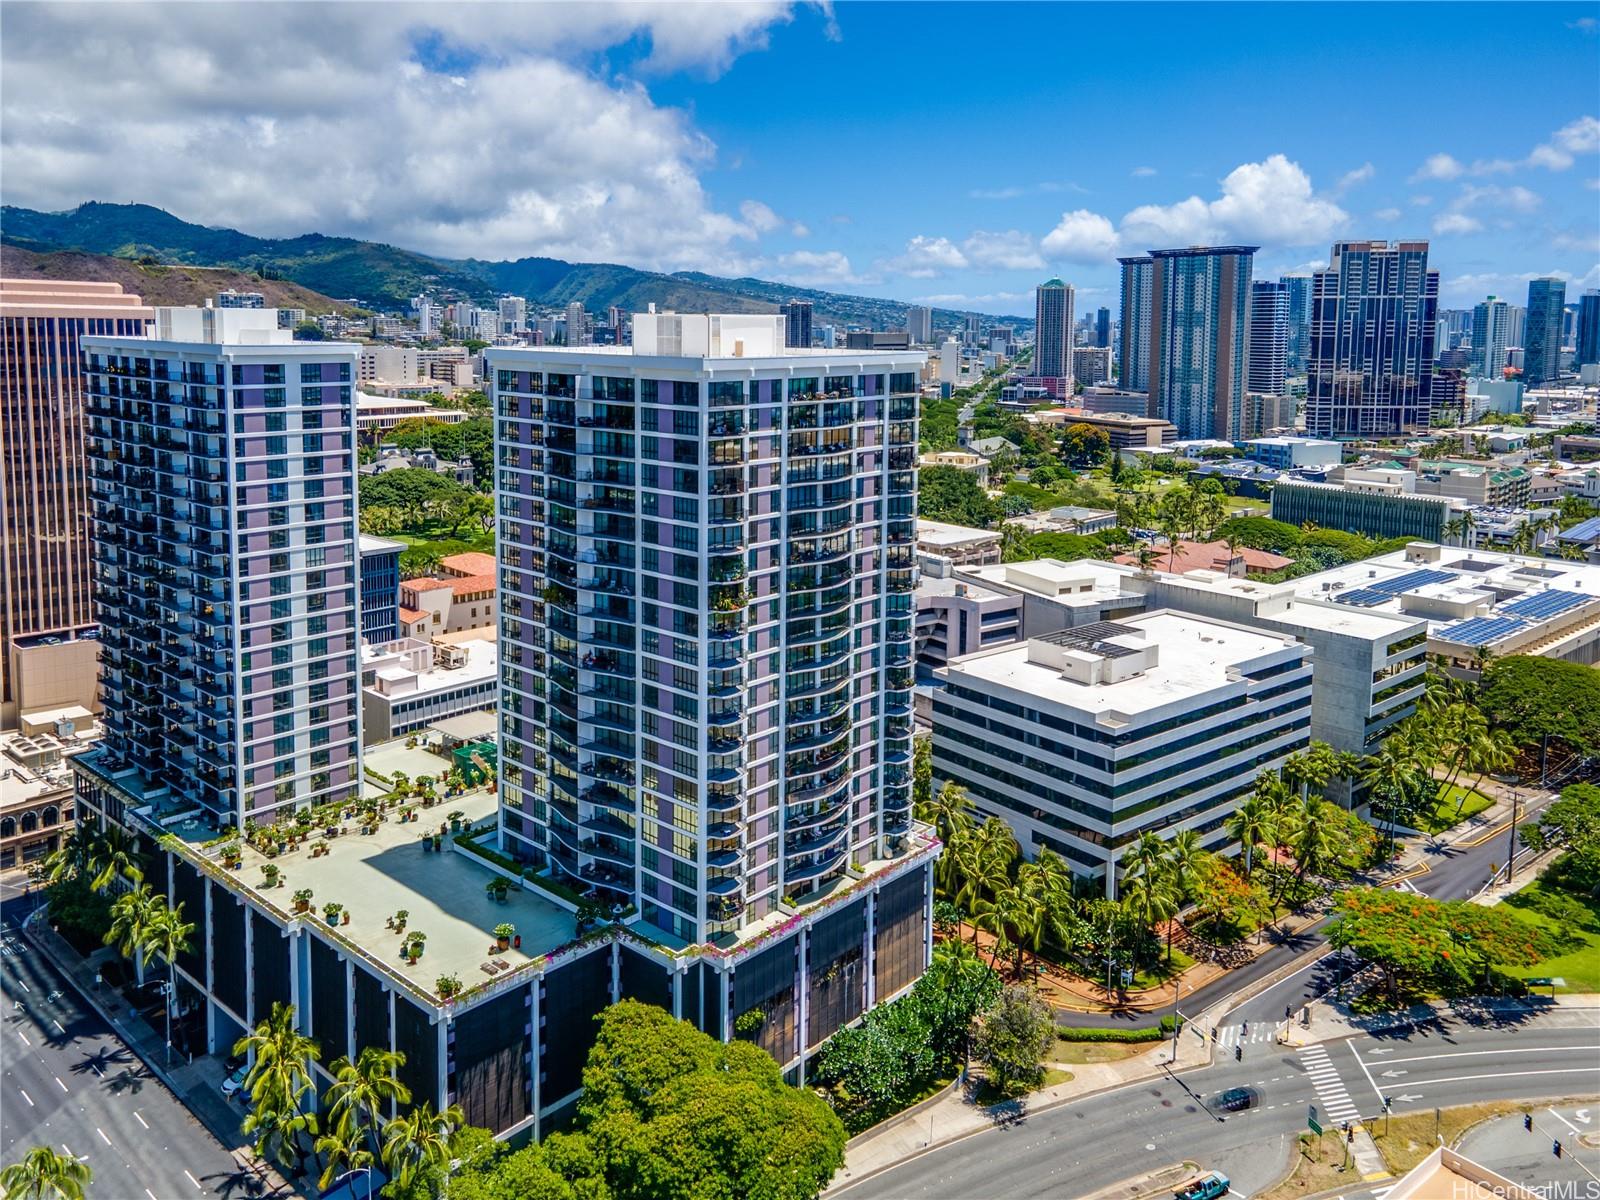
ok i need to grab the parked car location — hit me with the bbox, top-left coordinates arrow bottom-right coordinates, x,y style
220,1065 -> 249,1097
1214,1086 -> 1256,1112
1176,1171 -> 1230,1200
224,1051 -> 247,1074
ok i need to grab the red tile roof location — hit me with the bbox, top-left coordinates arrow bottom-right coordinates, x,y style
398,606 -> 428,623
439,551 -> 496,577
1114,539 -> 1292,575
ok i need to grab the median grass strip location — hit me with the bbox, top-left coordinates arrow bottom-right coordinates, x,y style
1369,1102 -> 1521,1175
1258,1130 -> 1359,1200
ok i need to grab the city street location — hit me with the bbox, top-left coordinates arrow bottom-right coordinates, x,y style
835,1009 -> 1600,1199
1,892 -> 263,1199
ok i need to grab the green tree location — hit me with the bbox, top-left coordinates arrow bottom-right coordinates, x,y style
235,1002 -> 322,1174
1226,792 -> 1277,879
918,465 -> 999,528
970,984 -> 1054,1094
917,779 -> 974,847
1480,655 -> 1600,760
579,1000 -> 846,1200
324,1046 -> 411,1159
911,737 -> 932,813
0,1146 -> 92,1200
42,825 -> 95,888
381,1101 -> 465,1195
1059,422 -> 1111,467
88,825 -> 144,894
104,883 -> 160,979
140,900 -> 195,1065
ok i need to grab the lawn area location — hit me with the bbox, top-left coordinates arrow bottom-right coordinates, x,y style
1259,1131 -> 1359,1200
1371,1102 -> 1520,1175
1498,879 -> 1600,993
1415,785 -> 1493,834
1052,1041 -> 1146,1065
1129,946 -> 1194,991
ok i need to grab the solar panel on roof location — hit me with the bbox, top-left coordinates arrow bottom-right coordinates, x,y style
1374,568 -> 1457,595
1334,587 -> 1394,607
1559,516 -> 1600,542
1500,590 -> 1590,620
1437,616 -> 1527,646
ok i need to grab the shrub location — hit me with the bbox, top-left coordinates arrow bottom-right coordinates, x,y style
1056,1025 -> 1165,1044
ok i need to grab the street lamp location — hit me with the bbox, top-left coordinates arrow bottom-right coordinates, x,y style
331,1167 -> 374,1200
1505,788 -> 1522,887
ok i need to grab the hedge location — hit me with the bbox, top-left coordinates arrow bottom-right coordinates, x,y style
1056,1018 -> 1174,1044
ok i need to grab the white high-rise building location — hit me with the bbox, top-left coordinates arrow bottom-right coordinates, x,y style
498,294 -> 528,334
939,338 -> 962,384
1472,296 -> 1517,377
1247,279 -> 1289,396
905,305 -> 933,344
565,301 -> 588,346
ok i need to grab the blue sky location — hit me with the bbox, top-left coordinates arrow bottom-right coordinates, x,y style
3,2 -> 1595,315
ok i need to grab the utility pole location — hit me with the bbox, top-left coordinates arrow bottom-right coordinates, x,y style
1505,788 -> 1522,886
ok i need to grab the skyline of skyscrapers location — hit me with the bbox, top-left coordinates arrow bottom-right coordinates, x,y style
77,307 -> 363,828
1247,279 -> 1289,397
1117,255 -> 1153,394
1,278 -> 152,727
1281,273 -> 1312,373
1148,245 -> 1254,440
1522,277 -> 1566,387
1033,278 -> 1075,386
1305,240 -> 1438,439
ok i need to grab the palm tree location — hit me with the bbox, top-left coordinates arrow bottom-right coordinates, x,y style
1119,831 -> 1169,893
88,825 -> 144,894
235,1002 -> 322,1175
1361,741 -> 1425,854
141,900 -> 195,1065
104,883 -> 161,984
323,1047 -> 411,1158
1226,795 -> 1275,879
955,820 -> 1016,929
1288,796 -> 1335,887
1281,741 -> 1342,806
1166,829 -> 1206,903
998,521 -> 1030,562
0,1146 -> 92,1200
1456,727 -> 1516,817
1119,866 -> 1179,967
315,1124 -> 376,1198
42,825 -> 96,887
916,780 -> 975,847
1135,542 -> 1160,575
381,1101 -> 466,1194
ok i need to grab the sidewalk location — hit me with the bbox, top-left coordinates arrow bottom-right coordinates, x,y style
1278,990 -> 1600,1049
24,909 -> 298,1199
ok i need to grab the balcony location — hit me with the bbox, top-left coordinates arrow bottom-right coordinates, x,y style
786,848 -> 847,882
785,821 -> 848,857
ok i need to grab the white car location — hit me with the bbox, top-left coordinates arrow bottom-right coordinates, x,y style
221,1065 -> 248,1097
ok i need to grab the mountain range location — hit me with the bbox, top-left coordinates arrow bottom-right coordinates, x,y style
1,202 -> 1032,332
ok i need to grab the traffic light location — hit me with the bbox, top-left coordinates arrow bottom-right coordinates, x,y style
1554,1140 -> 1562,1159
1235,1046 -> 1242,1062
1524,1114 -> 1533,1132
1345,1125 -> 1354,1143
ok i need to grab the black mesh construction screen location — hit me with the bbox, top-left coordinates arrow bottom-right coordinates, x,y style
540,949 -> 610,1106
210,893 -> 246,1018
617,947 -> 671,1011
250,910 -> 290,1020
453,984 -> 531,1134
394,996 -> 439,1113
353,968 -> 389,1061
806,901 -> 866,1048
732,936 -> 799,1065
874,867 -> 928,1001
308,936 -> 347,1062
170,862 -> 206,980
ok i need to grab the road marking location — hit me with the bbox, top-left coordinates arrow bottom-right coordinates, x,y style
54,1075 -> 68,1092
1398,1067 -> 1595,1086
91,1064 -> 103,1078
1350,1039 -> 1387,1105
1548,1108 -> 1583,1135
19,1088 -> 34,1106
17,1028 -> 30,1045
1373,1045 -> 1600,1066
147,1190 -> 160,1200
14,976 -> 28,992
52,1019 -> 64,1033
96,1127 -> 111,1146
133,1111 -> 149,1129
184,1169 -> 202,1188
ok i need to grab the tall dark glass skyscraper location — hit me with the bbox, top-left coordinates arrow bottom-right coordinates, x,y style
1523,278 -> 1566,386
1281,274 -> 1313,372
1305,241 -> 1438,438
1117,256 -> 1154,393
1579,291 -> 1600,368
1095,307 -> 1110,349
1247,280 -> 1289,396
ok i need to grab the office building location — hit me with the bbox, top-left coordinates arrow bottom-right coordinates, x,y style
1270,479 -> 1453,543
498,295 -> 528,335
963,314 -> 982,346
1247,280 -> 1289,396
1095,307 -> 1110,349
1523,278 -> 1566,387
1305,241 -> 1439,438
1282,274 -> 1313,372
933,611 -> 1311,895
75,307 -> 363,829
1149,246 -> 1255,440
565,302 -> 588,347
905,305 -> 933,344
2,723 -> 91,874
781,300 -> 813,349
360,635 -> 498,743
1578,291 -> 1600,367
1117,257 -> 1154,393
1,279 -> 152,728
1072,345 -> 1112,387
1471,296 -> 1516,378
358,535 -> 404,644
216,289 -> 266,309
938,338 -> 962,385
1034,278 -> 1075,384
487,309 -> 936,946
1242,437 -> 1341,470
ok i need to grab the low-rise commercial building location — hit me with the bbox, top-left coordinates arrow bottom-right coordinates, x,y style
1031,408 -> 1176,449
1271,480 -> 1454,543
356,392 -> 470,440
917,450 -> 989,486
1,721 -> 94,873
933,612 -> 1312,894
360,637 -> 498,742
914,570 -> 1023,674
916,520 -> 1002,566
399,554 -> 497,637
1243,436 -> 1341,470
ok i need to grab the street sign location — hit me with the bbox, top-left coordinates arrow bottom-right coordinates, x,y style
1308,1105 -> 1322,1135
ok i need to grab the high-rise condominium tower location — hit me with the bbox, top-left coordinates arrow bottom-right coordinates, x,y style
1281,274 -> 1313,372
781,300 -> 813,349
1095,307 -> 1110,349
1,279 -> 151,726
1117,256 -> 1153,393
1523,278 -> 1566,387
1033,278 -> 1074,383
1471,296 -> 1516,378
904,304 -> 933,344
75,308 -> 362,829
1305,241 -> 1438,438
1247,280 -> 1289,397
1579,291 -> 1600,368
488,312 -> 934,947
1149,246 -> 1255,440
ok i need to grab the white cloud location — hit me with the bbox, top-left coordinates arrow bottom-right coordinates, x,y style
1335,163 -> 1376,193
970,185 -> 1027,201
961,230 -> 1044,271
968,181 -> 1083,201
1130,166 -> 1157,178
0,2 -> 807,268
912,291 -> 1032,310
885,235 -> 968,277
738,200 -> 784,234
1411,195 -> 1434,207
1040,209 -> 1121,263
790,222 -> 811,238
1122,154 -> 1348,247
1412,154 -> 1464,182
1374,207 -> 1402,221
1412,114 -> 1600,181
771,250 -> 860,286
1443,265 -> 1600,305
1433,213 -> 1483,235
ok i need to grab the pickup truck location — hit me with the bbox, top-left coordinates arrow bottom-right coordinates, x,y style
1175,1171 -> 1230,1200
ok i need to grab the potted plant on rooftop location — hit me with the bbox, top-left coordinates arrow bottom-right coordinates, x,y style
261,863 -> 281,888
220,841 -> 242,869
324,902 -> 344,925
449,810 -> 465,833
292,888 -> 313,913
436,974 -> 462,999
493,923 -> 515,952
405,932 -> 426,963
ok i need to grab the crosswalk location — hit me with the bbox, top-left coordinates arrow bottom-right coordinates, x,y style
1215,1022 -> 1277,1048
1300,1044 -> 1362,1125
